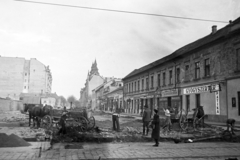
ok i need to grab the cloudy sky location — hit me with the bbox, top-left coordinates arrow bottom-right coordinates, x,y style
0,0 -> 239,99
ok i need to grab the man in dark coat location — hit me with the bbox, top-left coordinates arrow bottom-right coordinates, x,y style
142,105 -> 151,136
151,109 -> 160,147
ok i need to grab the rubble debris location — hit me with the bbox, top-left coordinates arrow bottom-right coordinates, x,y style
0,133 -> 31,147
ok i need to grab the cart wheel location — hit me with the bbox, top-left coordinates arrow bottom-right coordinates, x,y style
88,116 -> 95,130
179,115 -> 188,131
75,116 -> 88,132
41,115 -> 52,129
222,130 -> 232,142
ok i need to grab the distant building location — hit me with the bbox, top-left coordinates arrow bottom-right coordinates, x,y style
79,60 -> 104,108
20,92 -> 59,108
0,57 -> 52,100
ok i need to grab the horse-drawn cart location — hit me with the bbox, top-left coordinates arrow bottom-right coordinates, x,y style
41,108 -> 95,132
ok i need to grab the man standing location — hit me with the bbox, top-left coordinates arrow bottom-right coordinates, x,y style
112,108 -> 120,132
142,105 -> 151,136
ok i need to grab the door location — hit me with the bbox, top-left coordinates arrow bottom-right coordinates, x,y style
167,97 -> 171,108
196,94 -> 200,108
186,95 -> 190,111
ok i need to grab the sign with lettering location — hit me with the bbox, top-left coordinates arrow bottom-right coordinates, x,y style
209,84 -> 221,92
161,89 -> 179,97
183,85 -> 209,95
215,91 -> 220,115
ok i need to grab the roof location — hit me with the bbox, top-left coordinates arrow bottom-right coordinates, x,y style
104,86 -> 123,96
123,17 -> 240,80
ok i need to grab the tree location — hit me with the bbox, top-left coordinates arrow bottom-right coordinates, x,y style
74,100 -> 81,108
67,95 -> 77,108
59,96 -> 67,106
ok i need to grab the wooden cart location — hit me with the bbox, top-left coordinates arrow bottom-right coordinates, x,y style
41,108 -> 95,132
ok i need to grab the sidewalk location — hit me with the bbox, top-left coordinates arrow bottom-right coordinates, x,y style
2,141 -> 240,160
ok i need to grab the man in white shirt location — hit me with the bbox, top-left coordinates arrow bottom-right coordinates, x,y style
162,106 -> 172,131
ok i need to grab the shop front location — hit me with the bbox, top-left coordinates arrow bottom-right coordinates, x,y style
182,83 -> 225,122
159,88 -> 181,116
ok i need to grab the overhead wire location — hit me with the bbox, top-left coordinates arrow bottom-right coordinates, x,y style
14,0 -> 229,24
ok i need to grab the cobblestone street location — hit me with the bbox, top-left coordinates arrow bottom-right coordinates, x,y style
0,141 -> 240,160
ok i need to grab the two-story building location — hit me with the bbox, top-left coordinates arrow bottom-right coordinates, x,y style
123,17 -> 240,123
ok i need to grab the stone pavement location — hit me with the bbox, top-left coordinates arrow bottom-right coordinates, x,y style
1,141 -> 240,160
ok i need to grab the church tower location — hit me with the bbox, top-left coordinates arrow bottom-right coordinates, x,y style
89,59 -> 99,76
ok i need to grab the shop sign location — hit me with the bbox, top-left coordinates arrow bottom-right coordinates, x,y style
183,85 -> 209,95
161,89 -> 178,97
146,93 -> 155,98
215,91 -> 220,115
209,84 -> 221,93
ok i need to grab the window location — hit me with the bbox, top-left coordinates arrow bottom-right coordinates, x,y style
134,81 -> 136,92
205,58 -> 210,77
185,64 -> 190,81
237,48 -> 240,71
146,77 -> 149,90
151,76 -> 154,88
169,70 -> 173,85
138,80 -> 140,91
142,79 -> 144,90
163,72 -> 166,86
176,68 -> 180,83
157,73 -> 161,87
25,73 -> 27,76
195,62 -> 200,79
132,82 -> 133,92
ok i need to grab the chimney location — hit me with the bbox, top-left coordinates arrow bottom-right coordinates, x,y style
212,25 -> 217,34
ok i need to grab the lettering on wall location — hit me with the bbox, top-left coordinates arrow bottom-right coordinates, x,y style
215,91 -> 220,115
183,85 -> 209,94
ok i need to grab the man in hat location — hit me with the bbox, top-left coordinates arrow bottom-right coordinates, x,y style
151,109 -> 160,147
142,105 -> 151,136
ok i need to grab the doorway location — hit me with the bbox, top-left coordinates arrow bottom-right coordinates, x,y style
186,95 -> 190,111
196,94 -> 200,108
167,97 -> 171,107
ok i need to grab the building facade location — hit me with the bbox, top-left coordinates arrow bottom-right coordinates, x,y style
123,17 -> 240,123
0,57 -> 52,100
79,60 -> 104,108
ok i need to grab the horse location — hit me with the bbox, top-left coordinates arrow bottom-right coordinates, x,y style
23,104 -> 53,128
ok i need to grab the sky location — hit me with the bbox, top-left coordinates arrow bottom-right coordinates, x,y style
0,0 -> 239,99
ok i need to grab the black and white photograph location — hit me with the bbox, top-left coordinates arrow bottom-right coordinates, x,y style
0,0 -> 240,160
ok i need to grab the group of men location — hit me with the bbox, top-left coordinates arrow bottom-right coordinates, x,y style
142,105 -> 172,147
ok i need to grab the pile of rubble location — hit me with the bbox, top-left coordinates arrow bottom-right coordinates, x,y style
0,111 -> 28,123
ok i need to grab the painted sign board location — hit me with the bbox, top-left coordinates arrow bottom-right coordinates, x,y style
215,91 -> 220,115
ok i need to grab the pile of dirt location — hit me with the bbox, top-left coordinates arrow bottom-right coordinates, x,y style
0,133 -> 31,147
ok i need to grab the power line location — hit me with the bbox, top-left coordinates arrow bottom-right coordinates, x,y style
14,0 -> 229,24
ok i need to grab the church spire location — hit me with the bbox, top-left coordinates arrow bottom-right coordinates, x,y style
90,59 -> 99,76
